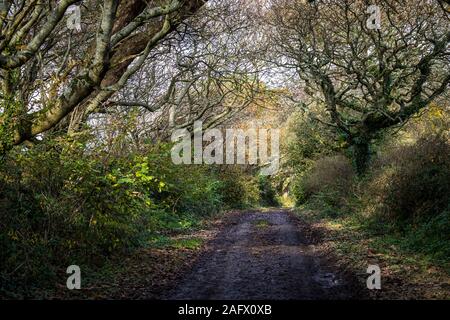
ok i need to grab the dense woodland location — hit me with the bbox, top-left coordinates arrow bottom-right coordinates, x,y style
0,0 -> 449,299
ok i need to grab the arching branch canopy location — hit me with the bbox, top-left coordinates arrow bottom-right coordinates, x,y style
0,0 -> 206,150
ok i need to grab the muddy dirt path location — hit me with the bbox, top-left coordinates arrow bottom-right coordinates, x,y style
167,209 -> 357,300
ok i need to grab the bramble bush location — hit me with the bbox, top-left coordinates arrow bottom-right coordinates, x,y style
366,135 -> 450,224
361,134 -> 450,266
0,136 -> 251,296
287,133 -> 450,266
258,175 -> 279,207
284,103 -> 450,267
217,167 -> 260,209
292,155 -> 355,208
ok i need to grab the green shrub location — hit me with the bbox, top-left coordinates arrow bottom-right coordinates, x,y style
258,175 -> 279,207
407,209 -> 450,265
293,154 -> 354,207
367,135 -> 450,224
0,138 -> 234,296
0,138 -> 160,291
218,168 -> 260,209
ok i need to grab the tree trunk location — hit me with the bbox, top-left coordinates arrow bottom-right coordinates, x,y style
352,140 -> 370,175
